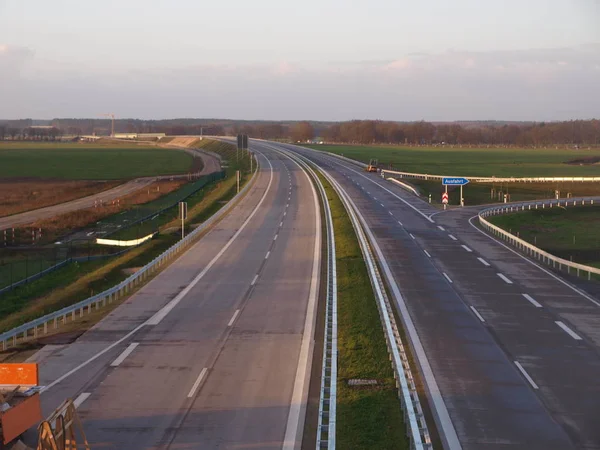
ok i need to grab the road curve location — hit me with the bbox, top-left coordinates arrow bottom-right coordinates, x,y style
280,142 -> 600,450
0,147 -> 221,230
26,143 -> 320,449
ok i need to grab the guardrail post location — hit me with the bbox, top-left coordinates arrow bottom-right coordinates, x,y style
44,322 -> 48,335
72,310 -> 76,321
54,317 -> 58,329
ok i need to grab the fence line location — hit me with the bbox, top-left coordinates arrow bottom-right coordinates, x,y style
0,166 -> 259,350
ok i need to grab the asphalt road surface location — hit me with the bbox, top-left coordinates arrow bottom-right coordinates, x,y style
280,142 -> 600,450
26,144 -> 320,450
0,146 -> 221,230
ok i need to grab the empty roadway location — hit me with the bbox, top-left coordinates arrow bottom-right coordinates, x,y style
26,144 -> 320,450
280,142 -> 600,450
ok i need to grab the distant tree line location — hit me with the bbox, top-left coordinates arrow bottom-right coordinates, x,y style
1,118 -> 599,147
321,120 -> 600,147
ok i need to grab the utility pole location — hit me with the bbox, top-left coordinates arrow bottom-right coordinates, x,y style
101,113 -> 115,137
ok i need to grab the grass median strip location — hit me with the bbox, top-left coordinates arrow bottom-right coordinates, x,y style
319,173 -> 408,450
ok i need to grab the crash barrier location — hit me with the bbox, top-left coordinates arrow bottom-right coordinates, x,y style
288,148 -> 432,450
382,169 -> 600,184
387,177 -> 420,196
478,198 -> 600,281
0,167 -> 258,352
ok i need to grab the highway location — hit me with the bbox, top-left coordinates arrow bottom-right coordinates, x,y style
275,142 -> 600,450
26,144 -> 320,449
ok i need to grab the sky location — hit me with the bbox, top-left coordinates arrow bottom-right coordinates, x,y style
1,0 -> 599,121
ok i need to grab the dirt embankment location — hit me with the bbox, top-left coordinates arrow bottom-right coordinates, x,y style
0,180 -> 122,218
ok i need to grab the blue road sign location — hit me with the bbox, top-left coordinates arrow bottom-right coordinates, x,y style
442,177 -> 470,186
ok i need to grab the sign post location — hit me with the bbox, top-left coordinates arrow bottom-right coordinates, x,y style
237,134 -> 249,162
442,177 -> 469,208
179,201 -> 188,240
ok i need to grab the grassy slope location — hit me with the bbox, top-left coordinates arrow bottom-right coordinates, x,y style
0,142 -> 193,179
488,205 -> 600,266
305,144 -> 600,178
320,173 -> 408,450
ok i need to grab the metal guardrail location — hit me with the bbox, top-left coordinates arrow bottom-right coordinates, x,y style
387,177 -> 420,196
290,149 -> 431,450
479,197 -> 600,280
280,150 -> 338,449
382,168 -> 600,184
0,166 -> 259,351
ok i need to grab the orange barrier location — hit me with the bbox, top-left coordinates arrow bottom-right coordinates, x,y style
1,393 -> 42,444
0,363 -> 39,386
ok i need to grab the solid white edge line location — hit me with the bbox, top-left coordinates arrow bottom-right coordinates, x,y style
443,272 -> 453,283
146,153 -> 274,326
270,150 -> 321,450
265,251 -> 270,259
325,159 -> 436,223
187,367 -> 208,398
110,342 -> 139,367
555,321 -> 583,340
470,306 -> 485,322
228,309 -> 240,327
448,234 -> 457,241
522,293 -> 542,308
468,215 -> 600,308
291,146 -> 460,449
477,257 -> 491,267
497,273 -> 513,284
424,250 -> 431,258
437,226 -> 445,231
251,274 -> 259,286
73,392 -> 91,409
324,172 -> 462,449
461,245 -> 473,252
514,361 -> 539,389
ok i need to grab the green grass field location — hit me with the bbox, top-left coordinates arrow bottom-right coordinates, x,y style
319,173 -> 408,450
0,142 -> 193,179
488,205 -> 600,266
305,144 -> 600,178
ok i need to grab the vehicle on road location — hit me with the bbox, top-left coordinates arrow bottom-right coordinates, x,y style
366,158 -> 379,172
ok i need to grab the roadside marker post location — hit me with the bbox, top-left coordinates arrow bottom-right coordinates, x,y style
442,191 -> 449,210
236,170 -> 240,193
179,202 -> 188,240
